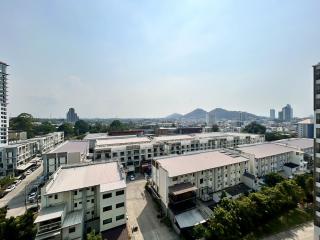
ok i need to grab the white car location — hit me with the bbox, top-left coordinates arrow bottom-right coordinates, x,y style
14,180 -> 21,185
25,170 -> 32,175
4,185 -> 16,192
28,192 -> 37,202
130,175 -> 135,181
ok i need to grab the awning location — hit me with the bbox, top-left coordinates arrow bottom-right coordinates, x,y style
169,182 -> 197,196
175,209 -> 206,229
16,162 -> 35,171
34,204 -> 65,223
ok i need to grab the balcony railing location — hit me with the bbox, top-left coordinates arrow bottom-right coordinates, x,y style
38,221 -> 61,234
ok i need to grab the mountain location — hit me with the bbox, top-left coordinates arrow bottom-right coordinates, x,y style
209,108 -> 257,121
166,108 -> 259,121
182,108 -> 207,121
166,113 -> 183,119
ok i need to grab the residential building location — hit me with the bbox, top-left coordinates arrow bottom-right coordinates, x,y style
43,140 -> 89,177
8,130 -> 27,142
313,61 -> 320,239
151,150 -> 249,231
270,109 -> 275,120
34,162 -> 126,240
93,133 -> 264,175
281,104 -> 293,122
34,132 -> 64,153
0,140 -> 39,177
66,108 -> 79,123
0,61 -> 9,145
237,142 -> 305,177
297,119 -> 314,138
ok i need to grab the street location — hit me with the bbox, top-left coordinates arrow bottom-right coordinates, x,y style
0,163 -> 43,218
263,221 -> 314,240
126,178 -> 178,240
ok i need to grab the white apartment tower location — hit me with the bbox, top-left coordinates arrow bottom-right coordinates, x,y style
0,61 -> 8,145
314,62 -> 320,239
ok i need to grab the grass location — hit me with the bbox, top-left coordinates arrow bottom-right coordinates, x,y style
246,207 -> 313,239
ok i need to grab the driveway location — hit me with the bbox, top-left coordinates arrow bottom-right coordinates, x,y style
126,179 -> 178,240
0,163 -> 43,218
262,221 -> 314,240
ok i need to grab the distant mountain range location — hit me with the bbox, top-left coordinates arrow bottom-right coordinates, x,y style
166,108 -> 259,121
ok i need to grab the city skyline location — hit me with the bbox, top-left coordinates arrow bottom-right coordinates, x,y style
0,1 -> 319,118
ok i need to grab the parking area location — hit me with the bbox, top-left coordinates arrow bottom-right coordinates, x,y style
126,179 -> 178,240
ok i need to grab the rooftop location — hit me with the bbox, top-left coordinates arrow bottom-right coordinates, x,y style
96,136 -> 151,147
156,150 -> 248,177
49,141 -> 88,154
298,119 -> 313,124
152,135 -> 194,142
275,138 -> 313,150
61,210 -> 83,228
45,162 -> 125,195
237,143 -> 301,159
34,204 -> 65,223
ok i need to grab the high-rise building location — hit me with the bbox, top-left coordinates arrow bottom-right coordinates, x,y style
313,62 -> 320,238
278,111 -> 283,121
66,108 -> 79,123
0,61 -> 9,145
270,109 -> 275,120
282,104 -> 293,122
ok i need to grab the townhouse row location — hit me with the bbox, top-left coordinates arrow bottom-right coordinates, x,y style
91,132 -> 265,174
0,132 -> 64,177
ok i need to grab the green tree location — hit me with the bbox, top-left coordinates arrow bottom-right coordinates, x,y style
90,122 -> 108,133
9,113 -> 35,138
109,120 -> 128,131
211,124 -> 219,132
264,172 -> 284,187
58,123 -> 74,138
192,224 -> 207,239
265,132 -> 291,141
87,230 -> 102,240
33,121 -> 56,135
74,120 -> 89,135
242,121 -> 266,134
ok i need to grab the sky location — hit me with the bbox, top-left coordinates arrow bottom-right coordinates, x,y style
0,0 -> 319,118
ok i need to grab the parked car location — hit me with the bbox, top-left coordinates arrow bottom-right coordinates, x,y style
130,175 -> 135,181
4,185 -> 16,192
28,192 -> 37,202
14,179 -> 21,185
25,170 -> 32,175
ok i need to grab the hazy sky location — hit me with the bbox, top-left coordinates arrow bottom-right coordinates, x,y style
1,0 -> 319,118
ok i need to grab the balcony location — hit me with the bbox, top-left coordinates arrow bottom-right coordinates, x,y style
168,182 -> 197,214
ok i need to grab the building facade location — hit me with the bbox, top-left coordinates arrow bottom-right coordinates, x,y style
34,162 -> 126,240
270,109 -> 275,120
313,62 -> 320,239
298,119 -> 314,138
43,140 -> 89,177
93,133 -> 264,175
0,61 -> 9,145
66,108 -> 79,123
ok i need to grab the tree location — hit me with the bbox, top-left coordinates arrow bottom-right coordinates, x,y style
87,230 -> 102,240
58,123 -> 74,138
192,224 -> 207,239
9,113 -> 35,138
74,120 -> 89,135
265,132 -> 291,141
242,122 -> 266,134
109,120 -> 128,132
264,172 -> 284,187
90,122 -> 108,133
212,124 -> 219,132
33,121 -> 56,135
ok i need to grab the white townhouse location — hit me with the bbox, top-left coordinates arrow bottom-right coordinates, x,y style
43,140 -> 89,177
34,162 -> 126,240
237,143 -> 306,177
151,150 -> 249,210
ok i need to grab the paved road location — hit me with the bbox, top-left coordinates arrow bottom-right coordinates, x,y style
0,163 -> 43,218
263,221 -> 314,240
126,179 -> 178,240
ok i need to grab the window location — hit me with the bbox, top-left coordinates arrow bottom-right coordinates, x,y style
91,199 -> 94,203
103,206 -> 112,212
200,178 -> 203,184
116,190 -> 124,196
69,227 -> 76,233
116,202 -> 125,208
103,193 -> 112,199
91,187 -> 94,191
172,177 -> 178,181
103,218 -> 112,225
74,203 -> 77,208
74,190 -> 77,195
54,194 -> 58,199
116,214 -> 125,221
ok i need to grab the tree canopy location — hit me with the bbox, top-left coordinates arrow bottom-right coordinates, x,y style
242,121 -> 266,134
74,120 -> 89,135
211,124 -> 219,132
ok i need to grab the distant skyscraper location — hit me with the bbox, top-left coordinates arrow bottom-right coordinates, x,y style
270,109 -> 275,120
0,61 -> 9,145
282,104 -> 293,122
314,62 -> 320,238
278,110 -> 283,121
239,112 -> 246,122
66,108 -> 79,123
